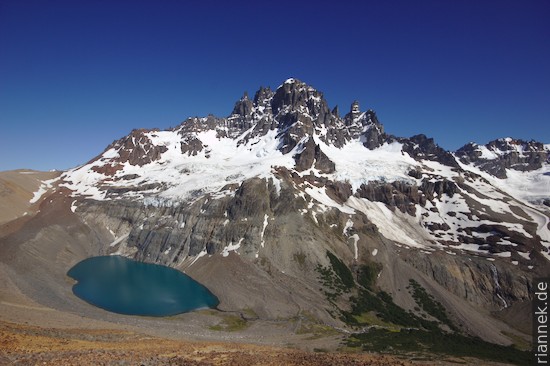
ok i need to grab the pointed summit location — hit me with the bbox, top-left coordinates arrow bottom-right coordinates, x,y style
283,77 -> 298,85
331,105 -> 340,118
252,86 -> 274,115
345,100 -> 361,125
271,78 -> 327,117
231,91 -> 254,118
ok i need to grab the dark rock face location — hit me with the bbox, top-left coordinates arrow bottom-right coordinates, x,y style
312,143 -> 336,173
405,251 -> 531,310
272,80 -> 331,154
121,174 -> 316,265
270,81 -> 392,154
231,92 -> 254,119
294,137 -> 335,174
253,86 -> 273,108
105,183 -> 163,196
331,105 -> 340,118
342,101 -> 386,149
455,138 -> 549,178
401,134 -> 459,168
344,100 -> 361,125
228,178 -> 271,219
420,178 -> 458,200
360,110 -> 386,149
355,181 -> 422,215
468,223 -> 537,253
408,168 -> 423,179
325,181 -> 353,204
271,79 -> 326,119
98,129 -> 168,168
180,135 -> 204,156
352,177 -> 458,215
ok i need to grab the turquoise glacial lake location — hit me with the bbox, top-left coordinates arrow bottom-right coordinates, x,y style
67,256 -> 219,316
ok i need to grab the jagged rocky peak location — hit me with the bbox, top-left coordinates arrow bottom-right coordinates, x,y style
455,137 -> 549,178
253,86 -> 273,108
360,111 -> 385,149
271,78 -> 329,119
490,137 -> 548,153
349,100 -> 361,121
340,100 -> 386,149
331,105 -> 340,118
401,134 -> 460,168
344,100 -> 379,127
103,128 -> 168,167
230,87 -> 275,120
231,91 -> 254,118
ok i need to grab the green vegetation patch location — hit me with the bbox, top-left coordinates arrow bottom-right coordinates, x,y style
297,322 -> 340,339
342,289 -> 437,330
345,328 -> 530,365
407,279 -> 456,330
315,251 -> 355,301
316,264 -> 342,301
501,331 -> 532,352
312,252 -> 529,364
326,251 -> 355,290
352,311 -> 399,330
297,312 -> 339,338
341,280 -> 529,365
209,314 -> 248,332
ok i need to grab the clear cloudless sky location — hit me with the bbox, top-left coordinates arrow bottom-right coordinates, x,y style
1,0 -> 549,171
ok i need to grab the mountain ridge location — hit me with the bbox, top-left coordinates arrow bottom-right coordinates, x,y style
62,78 -> 549,202
60,77 -> 550,277
1,78 -> 548,361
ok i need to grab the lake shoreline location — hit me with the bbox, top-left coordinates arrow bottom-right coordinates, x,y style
68,255 -> 219,317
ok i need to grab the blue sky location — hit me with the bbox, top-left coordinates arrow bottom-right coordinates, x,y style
1,0 -> 549,171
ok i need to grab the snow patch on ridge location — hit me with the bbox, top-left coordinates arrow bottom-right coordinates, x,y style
350,234 -> 359,260
187,248 -> 208,268
305,186 -> 355,214
63,128 -> 298,203
30,177 -> 59,204
261,214 -> 269,248
345,196 -> 432,249
343,218 -> 354,235
314,137 -> 418,192
222,238 -> 244,257
109,233 -> 129,247
456,156 -> 550,205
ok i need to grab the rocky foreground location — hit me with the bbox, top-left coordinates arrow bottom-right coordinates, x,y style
0,320 -> 418,366
2,320 -> 523,366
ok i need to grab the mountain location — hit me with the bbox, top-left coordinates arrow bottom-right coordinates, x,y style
62,78 -> 550,264
1,78 -> 548,362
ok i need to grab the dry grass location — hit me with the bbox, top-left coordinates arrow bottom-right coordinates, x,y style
0,320 -> 418,365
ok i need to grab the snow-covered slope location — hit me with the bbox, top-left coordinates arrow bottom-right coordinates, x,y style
60,78 -> 550,268
62,127 -> 295,202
